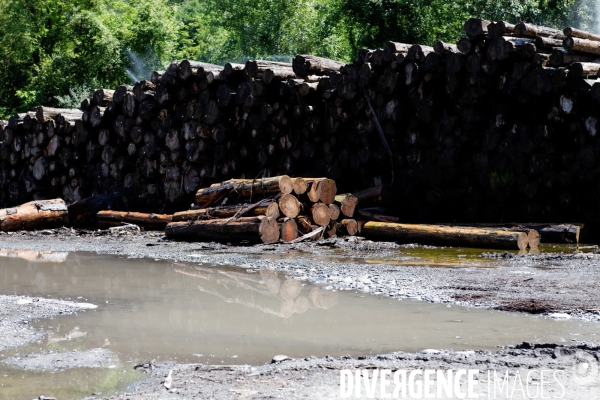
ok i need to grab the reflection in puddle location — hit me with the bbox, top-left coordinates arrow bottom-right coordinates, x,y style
0,250 -> 599,399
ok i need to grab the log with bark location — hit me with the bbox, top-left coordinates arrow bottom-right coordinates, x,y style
0,199 -> 68,231
96,210 -> 172,230
165,216 -> 279,244
361,222 -> 531,250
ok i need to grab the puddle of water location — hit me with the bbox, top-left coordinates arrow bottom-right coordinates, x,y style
0,251 -> 599,398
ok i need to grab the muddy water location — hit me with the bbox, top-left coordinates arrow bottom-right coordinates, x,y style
0,251 -> 599,399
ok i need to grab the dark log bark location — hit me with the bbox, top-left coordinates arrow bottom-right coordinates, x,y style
463,18 -> 489,38
488,21 -> 515,40
195,176 -> 292,208
292,55 -> 344,77
165,216 -> 279,244
564,27 -> 600,42
563,37 -> 600,56
433,40 -> 458,55
514,22 -> 565,39
92,89 -> 115,107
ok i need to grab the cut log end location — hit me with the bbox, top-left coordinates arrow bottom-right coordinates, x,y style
259,217 -> 280,244
280,218 -> 299,242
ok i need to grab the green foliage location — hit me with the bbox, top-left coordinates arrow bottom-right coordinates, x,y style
0,0 -> 599,118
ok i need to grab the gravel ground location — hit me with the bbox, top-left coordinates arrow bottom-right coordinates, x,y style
2,348 -> 115,371
0,294 -> 96,351
97,343 -> 600,400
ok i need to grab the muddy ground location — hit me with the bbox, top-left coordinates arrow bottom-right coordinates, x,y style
1,228 -> 600,398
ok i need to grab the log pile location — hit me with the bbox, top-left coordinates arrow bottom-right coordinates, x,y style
166,175 -> 360,243
3,18 -> 600,237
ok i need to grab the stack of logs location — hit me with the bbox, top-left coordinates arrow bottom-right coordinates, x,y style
165,175 -> 360,243
4,17 -> 600,236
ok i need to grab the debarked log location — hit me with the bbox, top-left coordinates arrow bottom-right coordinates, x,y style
97,210 -> 172,230
361,222 -> 530,250
0,198 -> 68,231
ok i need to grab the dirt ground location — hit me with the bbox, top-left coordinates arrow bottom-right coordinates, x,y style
1,228 -> 599,399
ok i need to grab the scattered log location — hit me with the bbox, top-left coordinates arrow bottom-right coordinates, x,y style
96,210 -> 172,230
361,222 -> 529,250
67,194 -> 129,228
165,216 -> 279,244
0,199 -> 68,231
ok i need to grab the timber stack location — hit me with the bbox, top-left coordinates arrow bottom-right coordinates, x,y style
2,18 -> 600,236
166,175 -> 360,244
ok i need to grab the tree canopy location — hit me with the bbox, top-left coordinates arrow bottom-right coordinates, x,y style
0,0 -> 598,117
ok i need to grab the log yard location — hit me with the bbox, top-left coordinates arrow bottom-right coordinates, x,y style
0,14 -> 600,400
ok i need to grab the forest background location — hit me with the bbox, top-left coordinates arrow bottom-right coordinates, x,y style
0,0 -> 598,118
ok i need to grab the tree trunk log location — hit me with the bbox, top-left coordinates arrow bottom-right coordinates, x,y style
292,55 -> 344,77
165,216 -> 279,244
362,222 -> 529,250
195,176 -> 292,208
0,199 -> 68,231
96,210 -> 172,230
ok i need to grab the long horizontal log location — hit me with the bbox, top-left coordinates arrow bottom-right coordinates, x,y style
0,199 -> 68,231
173,202 -> 279,221
361,222 -> 529,250
195,176 -> 292,208
165,216 -> 279,244
439,223 -> 581,244
292,55 -> 344,77
97,210 -> 172,230
515,22 -> 565,39
563,37 -> 600,56
564,27 -> 600,42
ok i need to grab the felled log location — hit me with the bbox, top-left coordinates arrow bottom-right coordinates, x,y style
361,222 -> 530,250
306,178 -> 337,204
444,223 -> 581,244
173,201 -> 279,221
0,199 -> 68,231
67,194 -> 129,228
292,55 -> 344,77
165,216 -> 279,244
97,210 -> 172,230
564,27 -> 600,42
563,37 -> 600,56
280,218 -> 299,242
334,194 -> 358,218
340,219 -> 358,235
515,22 -> 565,39
463,18 -> 489,38
195,176 -> 293,208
